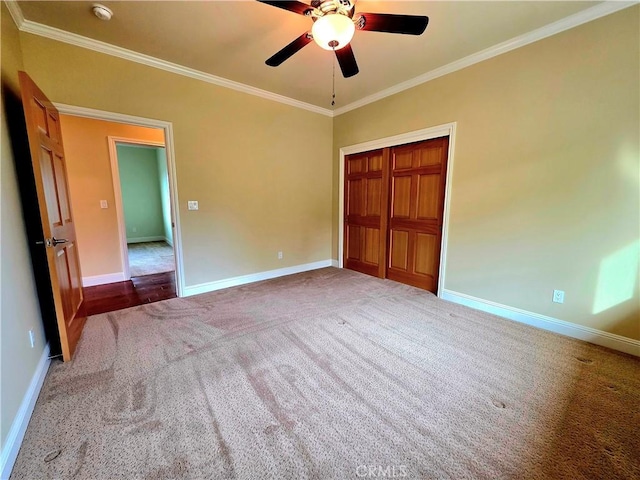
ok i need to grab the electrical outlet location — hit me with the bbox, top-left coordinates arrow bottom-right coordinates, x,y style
29,329 -> 35,348
100,200 -> 108,209
188,201 -> 199,211
277,251 -> 283,260
553,290 -> 565,304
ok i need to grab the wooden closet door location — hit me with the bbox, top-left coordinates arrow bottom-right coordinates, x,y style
343,149 -> 390,278
387,137 -> 449,293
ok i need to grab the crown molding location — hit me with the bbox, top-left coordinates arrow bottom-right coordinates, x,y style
13,14 -> 333,118
4,0 -> 24,28
333,1 -> 638,116
6,0 -> 637,118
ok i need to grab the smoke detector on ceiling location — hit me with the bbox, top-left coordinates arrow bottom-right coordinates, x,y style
92,4 -> 113,21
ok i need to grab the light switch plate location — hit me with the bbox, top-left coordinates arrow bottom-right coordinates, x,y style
100,200 -> 108,209
188,201 -> 199,211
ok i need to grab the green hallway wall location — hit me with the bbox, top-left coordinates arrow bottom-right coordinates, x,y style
117,144 -> 166,243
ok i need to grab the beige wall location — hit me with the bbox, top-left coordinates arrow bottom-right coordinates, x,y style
333,7 -> 640,340
18,32 -> 334,287
0,3 -> 47,450
60,115 -> 164,278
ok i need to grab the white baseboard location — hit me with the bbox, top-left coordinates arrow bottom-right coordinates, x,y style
82,272 -> 126,287
126,236 -> 166,244
164,236 -> 173,247
1,344 -> 51,479
331,259 -> 339,267
183,259 -> 335,297
441,289 -> 640,357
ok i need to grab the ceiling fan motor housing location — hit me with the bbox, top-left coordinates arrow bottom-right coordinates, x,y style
312,0 -> 354,17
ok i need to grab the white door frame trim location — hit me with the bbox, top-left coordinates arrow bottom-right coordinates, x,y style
338,122 -> 457,298
55,103 -> 185,297
107,136 -> 167,281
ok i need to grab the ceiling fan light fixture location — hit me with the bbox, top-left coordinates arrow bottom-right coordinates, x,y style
312,14 -> 355,51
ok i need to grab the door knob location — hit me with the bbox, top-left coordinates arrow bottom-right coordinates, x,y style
51,237 -> 69,246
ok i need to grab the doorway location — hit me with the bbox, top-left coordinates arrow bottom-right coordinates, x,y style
56,104 -> 184,306
339,123 -> 456,296
110,140 -> 175,281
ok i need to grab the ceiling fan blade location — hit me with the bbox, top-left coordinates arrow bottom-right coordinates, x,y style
357,13 -> 429,35
266,32 -> 313,67
335,44 -> 359,78
257,0 -> 313,16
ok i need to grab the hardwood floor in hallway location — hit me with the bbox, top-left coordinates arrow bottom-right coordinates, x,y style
79,271 -> 176,316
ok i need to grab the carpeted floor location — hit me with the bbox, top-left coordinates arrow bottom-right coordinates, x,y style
128,241 -> 174,277
10,268 -> 640,479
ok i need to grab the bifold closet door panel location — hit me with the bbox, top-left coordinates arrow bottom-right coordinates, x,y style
343,149 -> 389,278
387,137 -> 449,293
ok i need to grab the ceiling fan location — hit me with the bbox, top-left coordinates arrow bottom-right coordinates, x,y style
258,0 -> 429,78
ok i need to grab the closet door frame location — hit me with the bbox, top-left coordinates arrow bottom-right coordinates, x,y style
338,122 -> 456,297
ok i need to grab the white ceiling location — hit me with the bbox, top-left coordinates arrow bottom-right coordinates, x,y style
16,1 -> 604,111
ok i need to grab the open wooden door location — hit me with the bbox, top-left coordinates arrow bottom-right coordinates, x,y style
19,72 -> 86,361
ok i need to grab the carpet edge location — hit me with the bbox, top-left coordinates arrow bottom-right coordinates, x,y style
442,289 -> 640,357
182,259 -> 336,297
